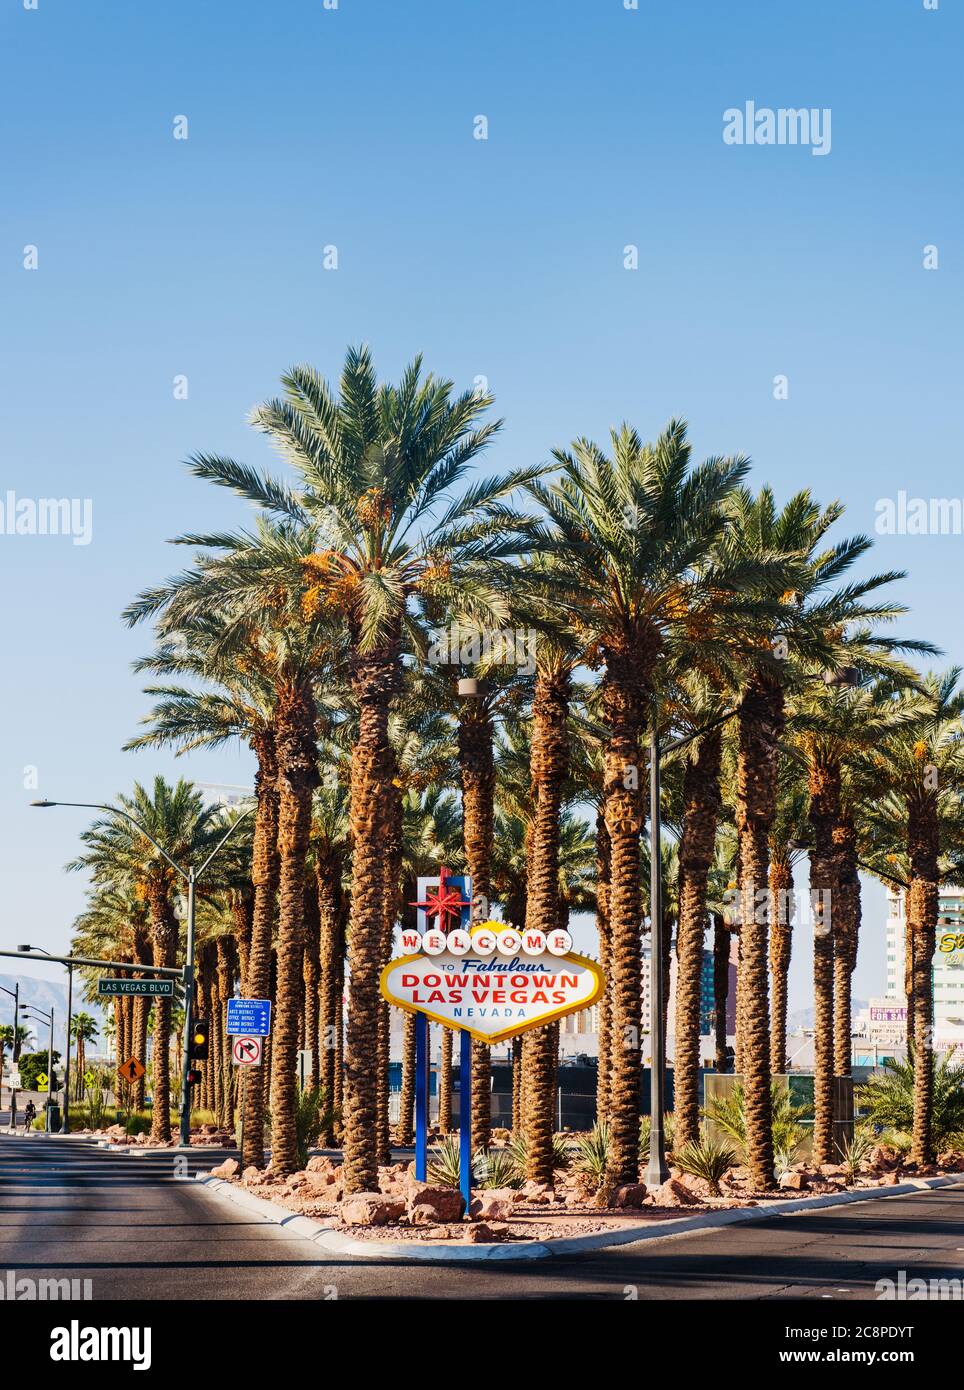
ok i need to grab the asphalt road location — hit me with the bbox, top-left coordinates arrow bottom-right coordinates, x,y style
2,1134 -> 963,1301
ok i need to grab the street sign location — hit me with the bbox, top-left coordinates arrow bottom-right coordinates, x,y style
98,978 -> 175,998
380,919 -> 605,1043
231,1035 -> 263,1067
117,1056 -> 146,1085
36,1072 -> 48,1092
6,1069 -> 21,1089
226,997 -> 271,1037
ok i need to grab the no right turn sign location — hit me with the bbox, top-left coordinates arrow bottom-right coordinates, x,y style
231,1035 -> 263,1067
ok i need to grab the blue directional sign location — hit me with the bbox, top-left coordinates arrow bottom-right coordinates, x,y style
226,997 -> 271,1037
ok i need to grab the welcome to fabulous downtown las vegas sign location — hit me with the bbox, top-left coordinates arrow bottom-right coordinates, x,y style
379,920 -> 605,1043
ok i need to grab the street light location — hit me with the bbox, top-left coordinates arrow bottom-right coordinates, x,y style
19,943 -> 74,1133
0,981 -> 21,1132
31,798 -> 253,1146
22,1002 -> 55,1131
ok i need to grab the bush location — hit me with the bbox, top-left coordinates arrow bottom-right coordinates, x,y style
857,1049 -> 964,1146
703,1082 -> 807,1160
17,1051 -> 62,1093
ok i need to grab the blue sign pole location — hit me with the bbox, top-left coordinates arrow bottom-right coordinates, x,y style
459,1028 -> 472,1209
414,1012 -> 429,1181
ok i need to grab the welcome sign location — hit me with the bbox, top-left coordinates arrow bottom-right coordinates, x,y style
380,921 -> 605,1043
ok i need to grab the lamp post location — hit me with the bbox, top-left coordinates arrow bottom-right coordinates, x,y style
16,944 -> 73,1133
31,799 -> 253,1147
1,981 -> 20,1132
23,1003 -> 55,1130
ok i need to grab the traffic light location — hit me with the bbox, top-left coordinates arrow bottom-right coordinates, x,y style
187,1067 -> 202,1087
188,1016 -> 210,1061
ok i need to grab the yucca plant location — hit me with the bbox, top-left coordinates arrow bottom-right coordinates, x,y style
428,1135 -> 463,1188
673,1131 -> 738,1196
473,1147 -> 523,1190
506,1131 -> 571,1177
774,1138 -> 804,1180
572,1123 -> 610,1192
840,1126 -> 877,1184
294,1085 -> 339,1169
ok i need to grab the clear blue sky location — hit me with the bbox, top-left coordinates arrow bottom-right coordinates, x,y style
1,1 -> 961,1016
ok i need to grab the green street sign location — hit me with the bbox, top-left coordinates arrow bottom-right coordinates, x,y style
97,978 -> 175,998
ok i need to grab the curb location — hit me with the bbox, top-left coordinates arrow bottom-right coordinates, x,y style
194,1171 -> 963,1263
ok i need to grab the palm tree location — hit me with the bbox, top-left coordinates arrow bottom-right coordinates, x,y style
124,617 -> 283,1168
789,676 -> 919,1160
530,421 -> 753,1185
860,671 -> 964,1163
69,1013 -> 99,1099
69,779 -> 222,1141
135,349 -> 541,1190
721,484 -> 924,1187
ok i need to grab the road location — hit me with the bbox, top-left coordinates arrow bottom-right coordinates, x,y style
2,1135 -> 963,1300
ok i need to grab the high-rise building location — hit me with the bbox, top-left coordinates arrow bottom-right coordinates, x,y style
884,887 -> 964,1049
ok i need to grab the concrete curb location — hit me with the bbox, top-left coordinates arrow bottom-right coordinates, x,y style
194,1171 -> 963,1263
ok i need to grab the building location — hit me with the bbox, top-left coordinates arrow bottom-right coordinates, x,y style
195,783 -> 254,811
884,886 -> 964,1050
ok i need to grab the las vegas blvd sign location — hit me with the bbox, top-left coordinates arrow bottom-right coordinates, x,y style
379,920 -> 605,1043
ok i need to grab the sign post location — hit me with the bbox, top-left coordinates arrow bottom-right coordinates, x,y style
459,1031 -> 472,1208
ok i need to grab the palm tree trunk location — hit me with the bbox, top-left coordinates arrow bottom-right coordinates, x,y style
377,795 -> 403,1166
438,1027 -> 453,1132
268,677 -> 318,1177
594,812 -> 611,1127
601,657 -> 647,1188
131,924 -> 151,1112
523,669 -> 571,1184
317,848 -> 345,1145
908,795 -> 939,1165
673,728 -> 722,1148
735,673 -> 781,1190
459,698 -> 496,1156
833,814 -> 860,1078
344,638 -> 401,1194
216,935 -> 236,1130
768,855 -> 794,1074
396,1011 -> 416,1146
809,758 -> 841,1164
712,913 -> 730,1071
147,886 -> 178,1144
240,728 -> 280,1170
511,1036 -> 524,1133
303,879 -> 321,1092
